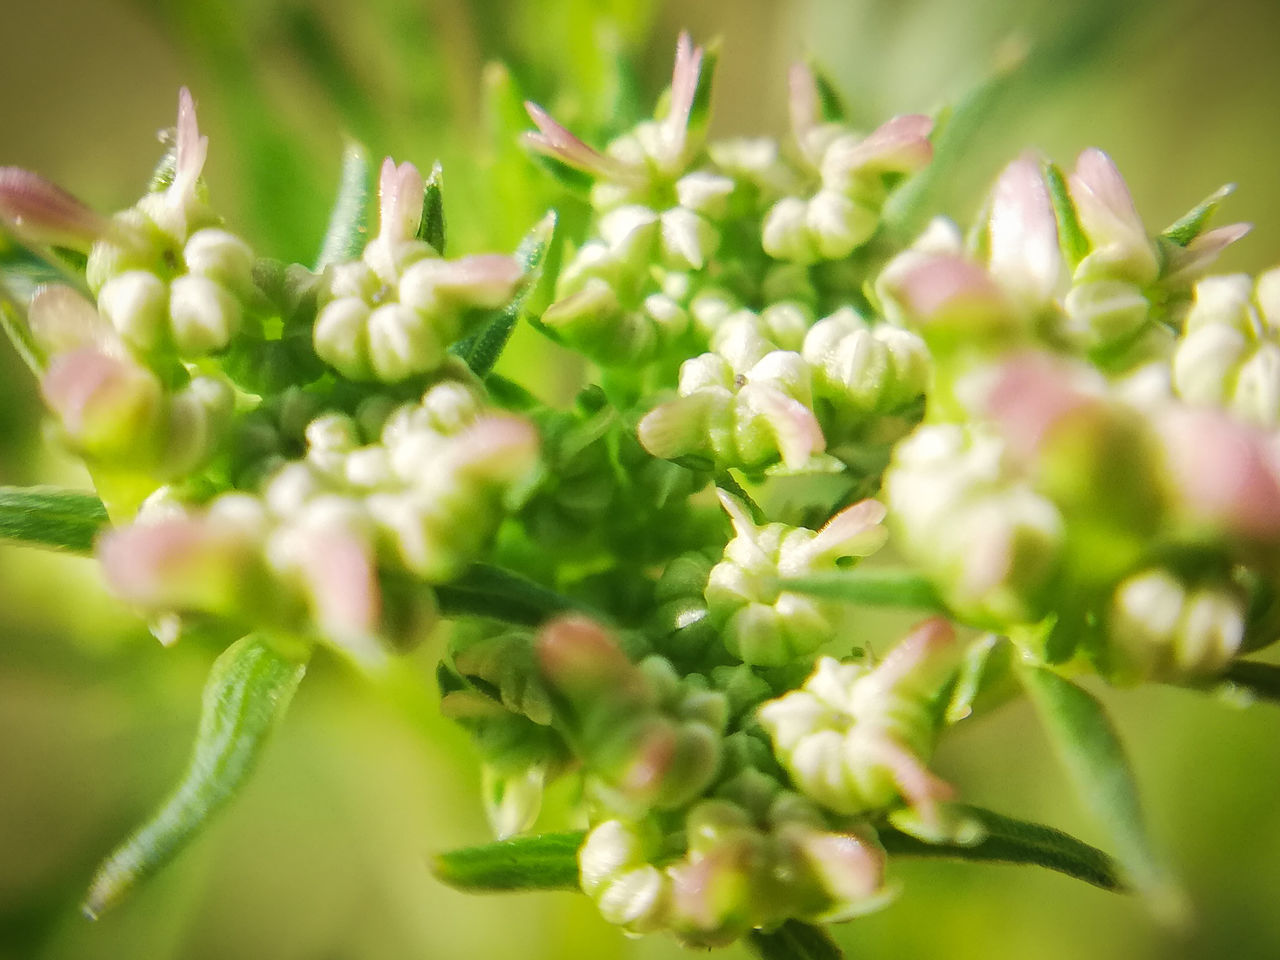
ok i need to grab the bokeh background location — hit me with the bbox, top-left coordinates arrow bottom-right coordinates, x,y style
3,0 -> 1280,957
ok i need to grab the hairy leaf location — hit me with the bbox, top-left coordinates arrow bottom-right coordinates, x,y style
780,568 -> 947,612
83,635 -> 308,918
432,830 -> 584,892
1020,666 -> 1181,915
0,486 -> 108,554
313,140 -> 371,271
452,211 -> 559,378
881,803 -> 1125,891
1162,183 -> 1234,247
747,921 -> 844,960
418,161 -> 447,254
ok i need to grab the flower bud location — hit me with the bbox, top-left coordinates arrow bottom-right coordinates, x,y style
42,348 -> 164,460
676,171 -> 735,218
0,166 -> 107,251
367,302 -> 445,381
168,274 -> 241,354
313,297 -> 374,379
183,227 -> 255,296
1061,278 -> 1150,353
807,188 -> 877,260
1068,148 -> 1159,285
97,270 -> 169,353
762,197 -> 818,263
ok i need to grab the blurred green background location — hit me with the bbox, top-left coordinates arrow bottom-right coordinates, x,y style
4,0 -> 1280,957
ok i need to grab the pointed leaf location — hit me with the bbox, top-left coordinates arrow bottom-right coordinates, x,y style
432,830 -> 584,892
1162,183 -> 1234,248
418,161 -> 447,254
780,567 -> 947,612
1043,161 -> 1089,270
806,57 -> 847,123
0,486 -> 108,554
880,803 -> 1125,891
1020,666 -> 1181,915
436,562 -> 602,626
83,635 -> 308,918
0,278 -> 42,375
747,920 -> 844,960
313,140 -> 370,271
452,211 -> 559,378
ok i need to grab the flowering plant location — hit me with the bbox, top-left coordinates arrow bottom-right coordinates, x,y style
2,30 -> 1277,958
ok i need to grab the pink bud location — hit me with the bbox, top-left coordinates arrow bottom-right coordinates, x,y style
377,157 -> 425,246
660,31 -> 706,159
536,615 -> 643,700
41,348 -> 162,455
1157,407 -> 1280,540
26,284 -> 118,358
982,353 -> 1098,461
804,498 -> 889,563
880,251 -> 1014,333
0,167 -> 106,251
1068,148 -> 1157,281
838,114 -> 933,176
296,528 -> 382,638
988,153 -> 1062,308
742,382 -> 827,469
866,617 -> 957,692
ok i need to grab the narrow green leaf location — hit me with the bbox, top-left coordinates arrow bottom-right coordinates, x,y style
437,562 -> 600,626
0,278 -> 42,376
1044,161 -> 1090,270
1020,666 -> 1182,915
1161,183 -> 1234,247
748,920 -> 844,960
452,211 -> 559,378
313,140 -> 371,271
881,803 -> 1125,891
432,830 -> 584,892
83,635 -> 308,918
685,37 -> 721,143
0,486 -> 108,554
780,568 -> 947,612
806,58 -> 848,123
418,161 -> 447,255
1219,659 -> 1280,704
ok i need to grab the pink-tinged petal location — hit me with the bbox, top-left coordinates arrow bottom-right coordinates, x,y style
988,153 -> 1062,307
806,498 -> 889,561
1157,407 -> 1280,540
0,167 -> 107,251
298,529 -> 381,637
1068,148 -> 1157,280
98,517 -> 252,614
637,392 -> 718,462
1162,222 -> 1252,289
791,827 -> 887,909
881,251 -> 1013,328
41,347 -> 161,454
982,353 -> 1097,460
523,102 -> 637,182
618,718 -> 678,797
840,114 -> 933,175
865,733 -> 954,825
168,87 -> 209,207
377,156 -> 425,245
866,617 -> 956,692
27,284 -> 118,357
448,414 -> 539,486
424,254 -> 524,308
661,31 -> 705,155
788,62 -> 820,145
749,383 -> 827,468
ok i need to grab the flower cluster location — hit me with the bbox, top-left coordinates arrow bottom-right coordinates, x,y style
4,29 -> 1280,957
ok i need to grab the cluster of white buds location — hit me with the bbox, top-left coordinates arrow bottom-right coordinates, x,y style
1172,270 -> 1280,426
579,792 -> 890,947
757,618 -> 959,820
704,492 -> 888,665
84,90 -> 259,358
885,422 -> 1064,626
637,321 -> 825,471
313,159 -> 524,381
1105,568 -> 1247,684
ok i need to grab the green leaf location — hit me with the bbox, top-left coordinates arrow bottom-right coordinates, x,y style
1020,666 -> 1182,916
313,140 -> 371,271
452,211 -> 559,378
685,37 -> 720,143
418,161 -> 447,255
779,568 -> 947,612
881,803 -> 1125,891
1161,183 -> 1235,247
1044,161 -> 1090,270
0,486 -> 108,554
806,58 -> 848,123
436,562 -> 601,627
747,920 -> 844,960
946,633 -> 1016,723
0,278 -> 42,376
432,830 -> 584,892
83,635 -> 308,918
